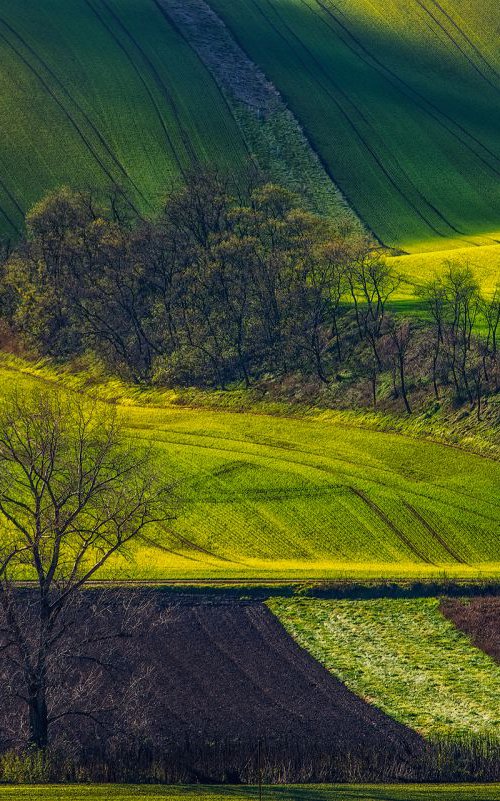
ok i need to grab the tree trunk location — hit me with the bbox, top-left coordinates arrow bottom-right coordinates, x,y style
399,357 -> 412,414
28,683 -> 49,749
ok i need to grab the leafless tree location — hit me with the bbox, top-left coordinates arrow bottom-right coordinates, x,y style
0,388 -> 171,749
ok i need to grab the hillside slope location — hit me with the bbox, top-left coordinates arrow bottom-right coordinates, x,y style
0,0 -> 250,236
2,358 -> 499,581
209,0 -> 500,250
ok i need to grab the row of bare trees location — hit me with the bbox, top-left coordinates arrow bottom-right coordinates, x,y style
1,172 -> 499,415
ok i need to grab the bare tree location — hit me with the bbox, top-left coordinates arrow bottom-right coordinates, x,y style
0,388 -> 170,749
384,317 -> 414,414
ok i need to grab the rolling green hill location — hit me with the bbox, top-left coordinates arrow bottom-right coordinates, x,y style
1,356 -> 499,581
269,598 -> 500,736
1,0 -> 499,253
0,0 -> 250,237
209,0 -> 500,250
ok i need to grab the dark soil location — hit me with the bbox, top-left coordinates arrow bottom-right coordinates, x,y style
440,597 -> 500,663
150,601 -> 420,748
0,596 -> 423,782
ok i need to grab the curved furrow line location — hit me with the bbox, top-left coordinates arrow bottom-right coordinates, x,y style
143,423 -> 500,510
0,181 -> 23,233
143,432 -> 500,528
414,0 -> 500,96
268,0 -> 467,236
97,0 -> 199,166
138,532 -> 209,563
252,0 -> 457,237
0,28 -> 140,215
0,14 -> 149,205
81,0 -> 186,178
192,606 -> 307,722
349,487 -> 436,564
430,0 -> 500,83
166,529 -> 246,564
152,0 -> 255,165
307,0 -> 500,177
402,500 -> 469,564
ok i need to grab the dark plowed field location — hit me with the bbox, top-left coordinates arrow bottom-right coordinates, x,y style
440,598 -> 500,664
153,602 -> 419,749
0,597 -> 424,782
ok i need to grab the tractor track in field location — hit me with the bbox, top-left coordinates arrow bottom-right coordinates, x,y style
94,0 -> 199,166
415,0 -> 500,96
0,14 -> 149,205
429,0 -> 500,83
252,0 -> 462,239
82,0 -> 187,178
402,500 -> 468,564
136,428 -> 500,525
0,26 -> 141,215
304,0 -> 500,178
349,487 -> 436,565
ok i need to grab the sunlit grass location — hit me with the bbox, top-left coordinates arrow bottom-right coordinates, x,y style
0,786 -> 498,800
268,598 -> 500,736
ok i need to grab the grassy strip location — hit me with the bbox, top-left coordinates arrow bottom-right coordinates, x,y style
268,598 -> 500,737
0,787 -> 498,800
1,353 -> 498,459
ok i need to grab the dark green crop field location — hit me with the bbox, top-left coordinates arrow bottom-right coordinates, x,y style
0,786 -> 498,801
0,0 -> 249,236
209,0 -> 500,250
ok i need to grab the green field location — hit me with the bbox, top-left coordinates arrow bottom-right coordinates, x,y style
0,0 -> 250,236
209,0 -> 500,250
1,356 -> 499,582
0,786 -> 498,801
390,244 -> 500,298
269,598 -> 500,736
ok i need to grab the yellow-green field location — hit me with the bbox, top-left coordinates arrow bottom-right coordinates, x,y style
390,244 -> 500,298
1,356 -> 499,582
269,598 -> 500,736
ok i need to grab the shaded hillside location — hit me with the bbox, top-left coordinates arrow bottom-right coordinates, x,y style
209,0 -> 500,249
0,0 -> 249,236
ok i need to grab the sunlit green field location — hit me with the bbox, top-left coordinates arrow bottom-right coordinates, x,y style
0,786 -> 498,801
209,0 -> 500,250
390,244 -> 500,298
269,598 -> 500,736
0,0 -> 249,236
1,356 -> 499,582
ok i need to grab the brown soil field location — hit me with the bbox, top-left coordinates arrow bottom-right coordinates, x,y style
440,597 -> 500,663
0,597 -> 422,782
151,601 -> 419,746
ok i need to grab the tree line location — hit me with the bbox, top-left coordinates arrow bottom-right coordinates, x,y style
1,172 -> 499,416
